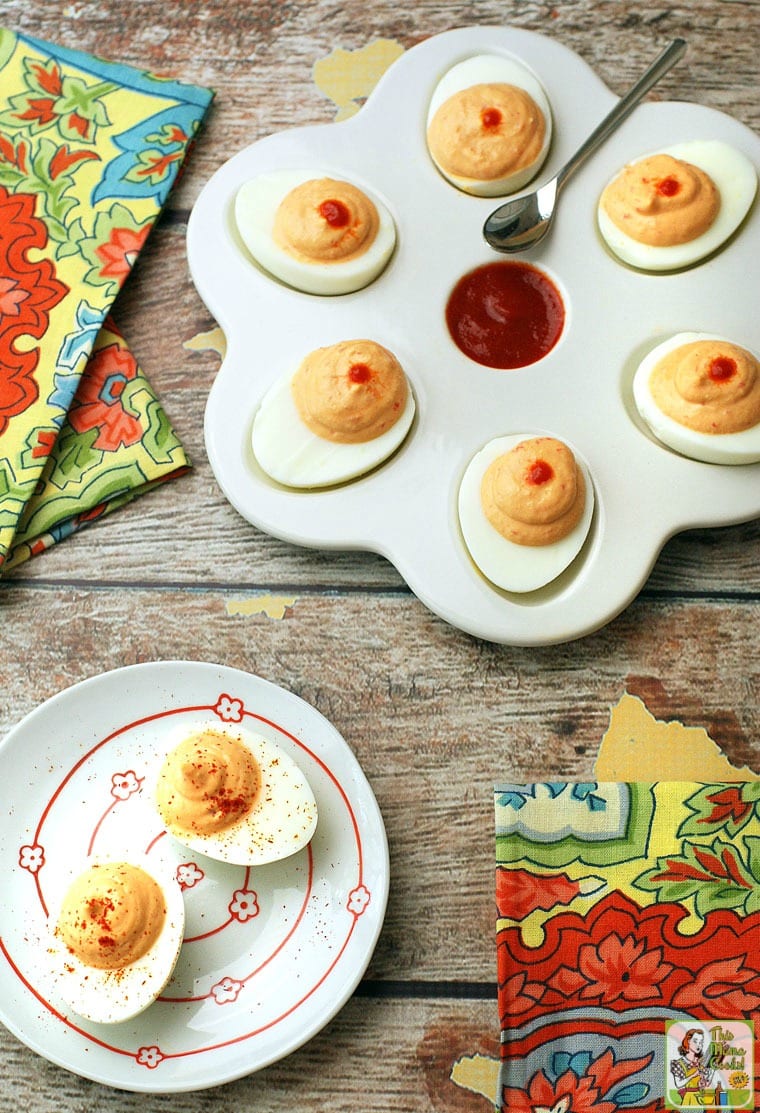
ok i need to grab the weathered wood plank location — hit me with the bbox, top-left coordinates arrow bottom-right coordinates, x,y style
3,226 -> 759,595
5,479 -> 759,594
2,3 -> 756,599
3,0 -> 758,214
1,589 -> 758,985
0,996 -> 499,1111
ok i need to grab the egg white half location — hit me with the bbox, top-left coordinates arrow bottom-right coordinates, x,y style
235,169 -> 396,295
633,331 -> 760,464
46,855 -> 185,1025
426,53 -> 553,196
252,362 -> 416,489
598,140 -> 757,271
458,434 -> 595,593
154,721 -> 318,867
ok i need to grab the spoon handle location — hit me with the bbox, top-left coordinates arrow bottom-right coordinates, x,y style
555,38 -> 687,190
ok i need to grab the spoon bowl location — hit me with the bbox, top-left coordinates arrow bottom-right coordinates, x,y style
483,38 -> 687,254
485,177 -> 558,253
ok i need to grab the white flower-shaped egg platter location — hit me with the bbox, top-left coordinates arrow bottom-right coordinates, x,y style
188,26 -> 760,645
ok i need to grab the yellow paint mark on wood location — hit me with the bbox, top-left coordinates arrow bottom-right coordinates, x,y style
594,692 -> 760,781
226,595 -> 298,620
313,39 -> 405,119
183,326 -> 227,359
450,1053 -> 499,1106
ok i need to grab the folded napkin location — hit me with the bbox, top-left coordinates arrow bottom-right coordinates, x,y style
495,781 -> 759,1112
0,28 -> 213,569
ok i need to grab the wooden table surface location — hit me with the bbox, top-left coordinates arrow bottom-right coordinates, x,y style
0,1 -> 758,1109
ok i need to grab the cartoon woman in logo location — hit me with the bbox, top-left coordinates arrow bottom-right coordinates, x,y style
669,1028 -> 720,1106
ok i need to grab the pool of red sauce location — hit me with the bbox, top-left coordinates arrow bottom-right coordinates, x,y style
446,261 -> 565,369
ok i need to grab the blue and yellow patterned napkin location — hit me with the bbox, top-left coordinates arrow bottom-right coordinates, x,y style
0,28 -> 213,569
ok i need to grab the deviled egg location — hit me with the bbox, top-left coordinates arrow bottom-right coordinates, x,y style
252,338 -> 416,488
458,434 -> 594,592
154,722 -> 318,866
235,170 -> 396,294
598,140 -> 757,271
426,54 -> 552,196
47,856 -> 185,1024
633,331 -> 760,464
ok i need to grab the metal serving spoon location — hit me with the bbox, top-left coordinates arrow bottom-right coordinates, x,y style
482,37 -> 687,253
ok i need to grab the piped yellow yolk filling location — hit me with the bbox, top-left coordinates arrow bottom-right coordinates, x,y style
57,862 -> 165,971
427,82 -> 545,182
601,153 -> 719,246
156,729 -> 262,836
291,338 -> 408,444
650,339 -> 760,434
481,436 -> 585,547
273,177 -> 379,264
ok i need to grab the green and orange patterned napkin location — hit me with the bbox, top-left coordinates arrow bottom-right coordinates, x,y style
0,28 -> 213,570
495,775 -> 760,1112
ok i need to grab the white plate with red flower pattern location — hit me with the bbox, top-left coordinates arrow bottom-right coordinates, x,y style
0,661 -> 389,1093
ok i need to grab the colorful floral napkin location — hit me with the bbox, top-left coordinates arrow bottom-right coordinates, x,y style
0,28 -> 213,570
495,780 -> 759,1112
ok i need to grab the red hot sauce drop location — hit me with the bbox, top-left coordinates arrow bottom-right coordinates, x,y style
481,106 -> 502,129
318,198 -> 351,228
348,362 -> 372,384
709,355 -> 737,383
655,175 -> 681,197
526,459 -> 554,485
446,261 -> 565,369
